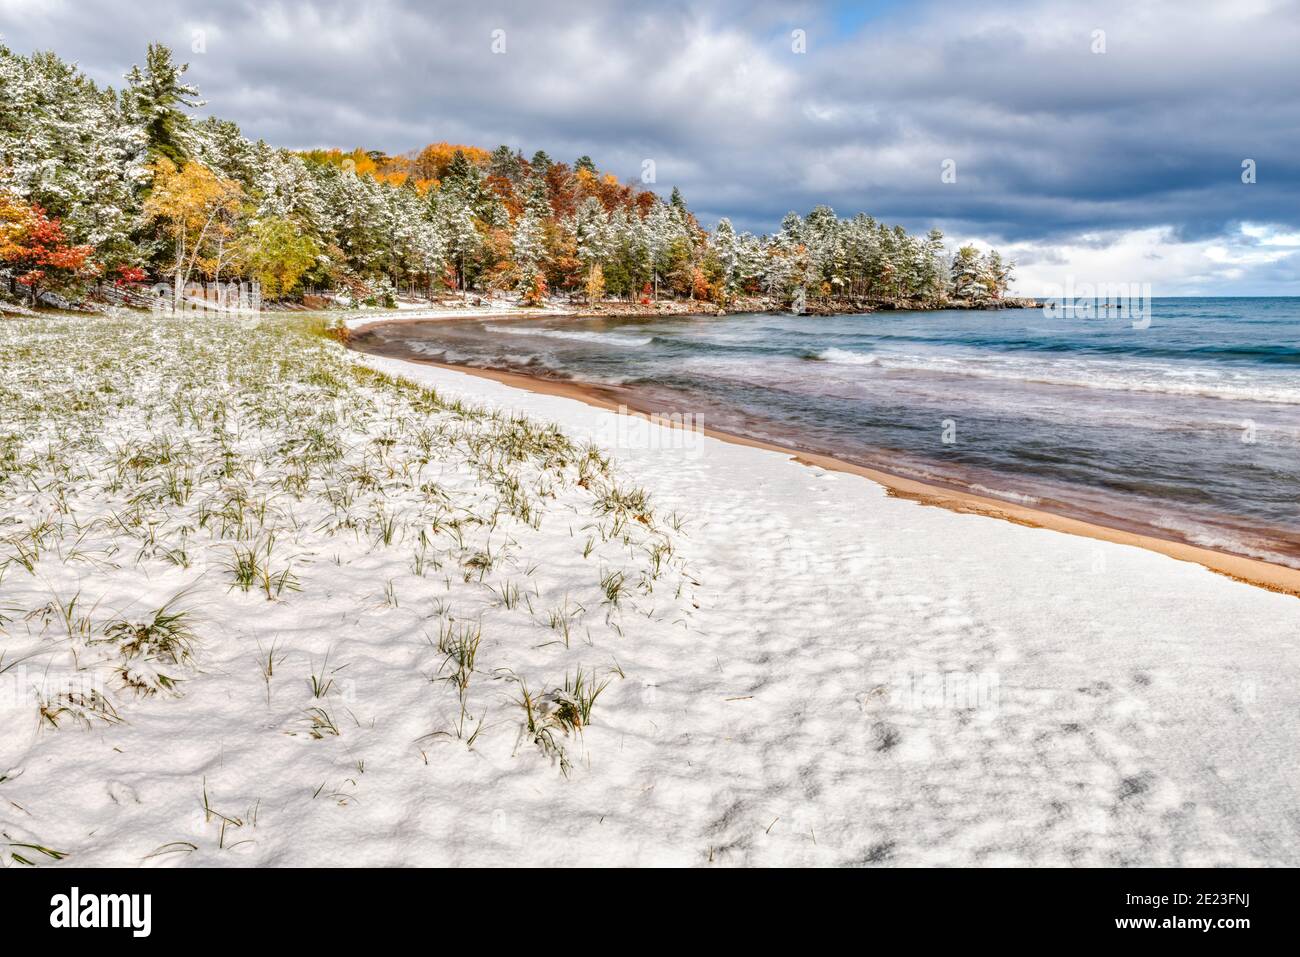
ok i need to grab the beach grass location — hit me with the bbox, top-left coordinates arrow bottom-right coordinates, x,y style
0,308 -> 688,861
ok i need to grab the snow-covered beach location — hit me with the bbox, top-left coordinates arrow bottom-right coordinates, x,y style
358,340 -> 1300,866
1,310 -> 1296,867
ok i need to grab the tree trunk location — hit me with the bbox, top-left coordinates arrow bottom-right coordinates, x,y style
173,231 -> 185,311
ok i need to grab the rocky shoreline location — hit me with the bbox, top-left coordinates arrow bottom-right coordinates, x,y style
543,294 -> 1043,320
402,292 -> 1044,321
2,287 -> 1042,322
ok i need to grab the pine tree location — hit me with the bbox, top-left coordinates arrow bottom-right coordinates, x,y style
713,217 -> 740,298
982,250 -> 1013,299
950,245 -> 987,302
512,176 -> 549,301
529,150 -> 552,174
432,186 -> 481,291
124,43 -> 204,163
921,228 -> 947,302
642,200 -> 677,300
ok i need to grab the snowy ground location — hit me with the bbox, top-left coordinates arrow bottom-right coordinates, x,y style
346,301 -> 555,327
2,312 -> 1297,866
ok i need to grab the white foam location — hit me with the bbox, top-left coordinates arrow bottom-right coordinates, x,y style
969,484 -> 1041,506
866,352 -> 1300,404
816,347 -> 879,366
486,325 -> 653,347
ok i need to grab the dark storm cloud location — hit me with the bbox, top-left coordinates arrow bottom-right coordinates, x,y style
3,0 -> 1298,286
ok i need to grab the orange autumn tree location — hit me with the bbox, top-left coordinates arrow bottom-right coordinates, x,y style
143,159 -> 244,307
0,186 -> 96,303
409,142 -> 491,184
296,148 -> 433,191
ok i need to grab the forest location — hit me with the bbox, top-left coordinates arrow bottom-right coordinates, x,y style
1,42 -> 1015,310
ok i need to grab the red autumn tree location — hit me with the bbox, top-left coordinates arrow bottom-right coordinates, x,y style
0,191 -> 97,303
114,265 -> 149,286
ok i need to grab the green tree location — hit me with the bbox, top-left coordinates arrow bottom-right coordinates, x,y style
124,43 -> 204,163
235,217 -> 320,299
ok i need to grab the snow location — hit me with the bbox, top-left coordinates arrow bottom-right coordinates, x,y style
2,313 -> 1297,867
353,356 -> 1300,866
342,303 -> 557,330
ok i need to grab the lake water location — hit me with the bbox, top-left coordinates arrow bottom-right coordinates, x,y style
350,298 -> 1300,568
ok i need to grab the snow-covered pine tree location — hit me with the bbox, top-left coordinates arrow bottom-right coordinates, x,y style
123,43 -> 204,164
512,175 -> 550,302
713,217 -> 740,298
950,245 -> 988,302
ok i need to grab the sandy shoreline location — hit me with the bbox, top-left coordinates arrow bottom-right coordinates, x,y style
350,343 -> 1300,866
345,320 -> 1300,599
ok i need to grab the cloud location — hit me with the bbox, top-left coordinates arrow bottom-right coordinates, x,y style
2,0 -> 1297,292
995,222 -> 1300,296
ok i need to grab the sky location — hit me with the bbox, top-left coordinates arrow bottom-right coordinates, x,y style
2,0 -> 1298,295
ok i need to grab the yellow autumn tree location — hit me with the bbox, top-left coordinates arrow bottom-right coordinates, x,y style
0,186 -> 35,262
585,262 -> 605,306
144,158 -> 244,306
